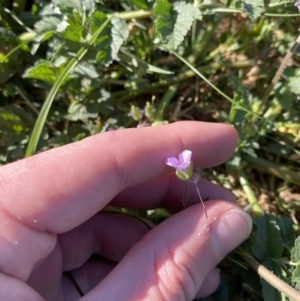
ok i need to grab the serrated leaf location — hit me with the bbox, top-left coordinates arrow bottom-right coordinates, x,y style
32,14 -> 66,54
0,28 -> 23,83
127,0 -> 150,9
241,0 -> 265,20
261,278 -> 283,301
291,236 -> 300,263
273,216 -> 294,249
154,0 -> 202,50
0,27 -> 19,44
253,215 -> 283,261
0,106 -> 31,147
52,0 -> 95,16
228,74 -> 251,123
288,77 -> 300,95
34,15 -> 66,39
72,61 -> 99,78
23,60 -> 70,85
92,13 -> 129,67
62,12 -> 83,43
84,88 -> 114,115
295,279 -> 300,291
25,15 -> 111,157
0,107 -> 28,133
292,264 -> 300,283
261,259 -> 287,301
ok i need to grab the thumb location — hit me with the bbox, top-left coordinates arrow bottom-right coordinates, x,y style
82,201 -> 252,301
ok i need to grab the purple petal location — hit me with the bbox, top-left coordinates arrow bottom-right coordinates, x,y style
166,157 -> 180,168
177,162 -> 189,171
179,150 -> 192,164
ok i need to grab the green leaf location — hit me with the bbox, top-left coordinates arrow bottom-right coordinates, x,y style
23,60 -> 70,85
52,0 -> 95,16
288,77 -> 300,95
228,73 -> 252,133
72,62 -> 99,78
261,259 -> 287,301
0,27 -> 19,45
32,14 -> 66,54
92,13 -> 129,67
0,105 -> 31,136
273,216 -> 294,249
291,236 -> 300,263
274,82 -> 294,110
62,12 -> 83,43
127,0 -> 150,9
25,15 -> 112,157
253,215 -> 283,261
261,277 -> 283,301
83,88 -> 114,115
292,264 -> 300,284
241,0 -> 265,20
154,0 -> 202,50
0,28 -> 23,84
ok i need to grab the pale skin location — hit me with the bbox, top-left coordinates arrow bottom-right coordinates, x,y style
0,121 -> 252,301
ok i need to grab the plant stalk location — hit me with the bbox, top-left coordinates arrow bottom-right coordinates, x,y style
240,252 -> 300,301
24,17 -> 112,157
237,168 -> 264,216
244,155 -> 300,186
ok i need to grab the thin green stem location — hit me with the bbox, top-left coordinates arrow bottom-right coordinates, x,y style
244,155 -> 300,186
110,10 -> 152,20
0,40 -> 30,63
169,49 -> 259,118
24,17 -> 112,157
237,168 -> 264,216
113,59 -> 255,102
264,13 -> 300,17
3,7 -> 33,32
195,183 -> 207,218
15,87 -> 57,132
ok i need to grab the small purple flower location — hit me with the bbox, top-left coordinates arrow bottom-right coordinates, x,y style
166,150 -> 192,172
296,1 -> 300,10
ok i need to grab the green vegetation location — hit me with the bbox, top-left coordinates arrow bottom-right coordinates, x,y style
1,0 -> 300,300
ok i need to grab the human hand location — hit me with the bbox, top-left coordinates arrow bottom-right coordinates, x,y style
0,121 -> 252,301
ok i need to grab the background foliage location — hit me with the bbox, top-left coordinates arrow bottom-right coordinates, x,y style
1,0 -> 300,300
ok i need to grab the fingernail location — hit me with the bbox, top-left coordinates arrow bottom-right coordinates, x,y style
210,209 -> 252,260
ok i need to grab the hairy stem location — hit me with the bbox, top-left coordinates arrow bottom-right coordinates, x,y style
240,251 -> 300,301
195,183 -> 207,218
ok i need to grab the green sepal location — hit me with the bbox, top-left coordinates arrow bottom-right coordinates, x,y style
175,162 -> 193,181
130,105 -> 143,120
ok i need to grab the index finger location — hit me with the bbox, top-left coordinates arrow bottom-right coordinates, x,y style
0,121 -> 237,233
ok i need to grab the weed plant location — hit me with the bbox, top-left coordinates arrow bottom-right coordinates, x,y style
1,0 -> 300,300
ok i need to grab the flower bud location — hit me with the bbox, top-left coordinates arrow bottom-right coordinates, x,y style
130,105 -> 143,121
145,101 -> 156,120
175,161 -> 193,181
